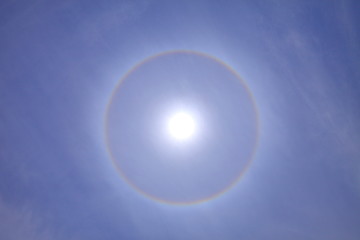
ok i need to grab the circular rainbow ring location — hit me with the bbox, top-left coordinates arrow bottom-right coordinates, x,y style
104,50 -> 260,205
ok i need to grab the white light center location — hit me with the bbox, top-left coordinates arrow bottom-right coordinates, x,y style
167,112 -> 196,140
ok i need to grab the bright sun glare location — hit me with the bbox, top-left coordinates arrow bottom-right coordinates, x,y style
167,112 -> 196,141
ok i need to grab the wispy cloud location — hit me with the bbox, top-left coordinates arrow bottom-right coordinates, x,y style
0,197 -> 55,240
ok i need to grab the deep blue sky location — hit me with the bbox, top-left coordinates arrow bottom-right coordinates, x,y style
1,0 -> 359,239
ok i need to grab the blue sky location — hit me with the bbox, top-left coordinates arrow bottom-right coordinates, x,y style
0,0 -> 359,239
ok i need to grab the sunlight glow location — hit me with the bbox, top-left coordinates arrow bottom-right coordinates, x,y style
167,112 -> 196,141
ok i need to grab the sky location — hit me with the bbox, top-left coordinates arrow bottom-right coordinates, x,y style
0,0 -> 359,239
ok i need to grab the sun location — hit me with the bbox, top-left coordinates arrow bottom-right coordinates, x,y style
167,111 -> 196,141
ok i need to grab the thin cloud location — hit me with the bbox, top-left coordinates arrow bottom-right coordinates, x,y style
0,197 -> 55,240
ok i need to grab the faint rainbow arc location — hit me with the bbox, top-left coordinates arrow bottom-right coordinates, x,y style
104,50 -> 260,205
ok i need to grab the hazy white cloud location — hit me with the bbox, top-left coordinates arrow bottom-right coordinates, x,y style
0,197 -> 55,240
